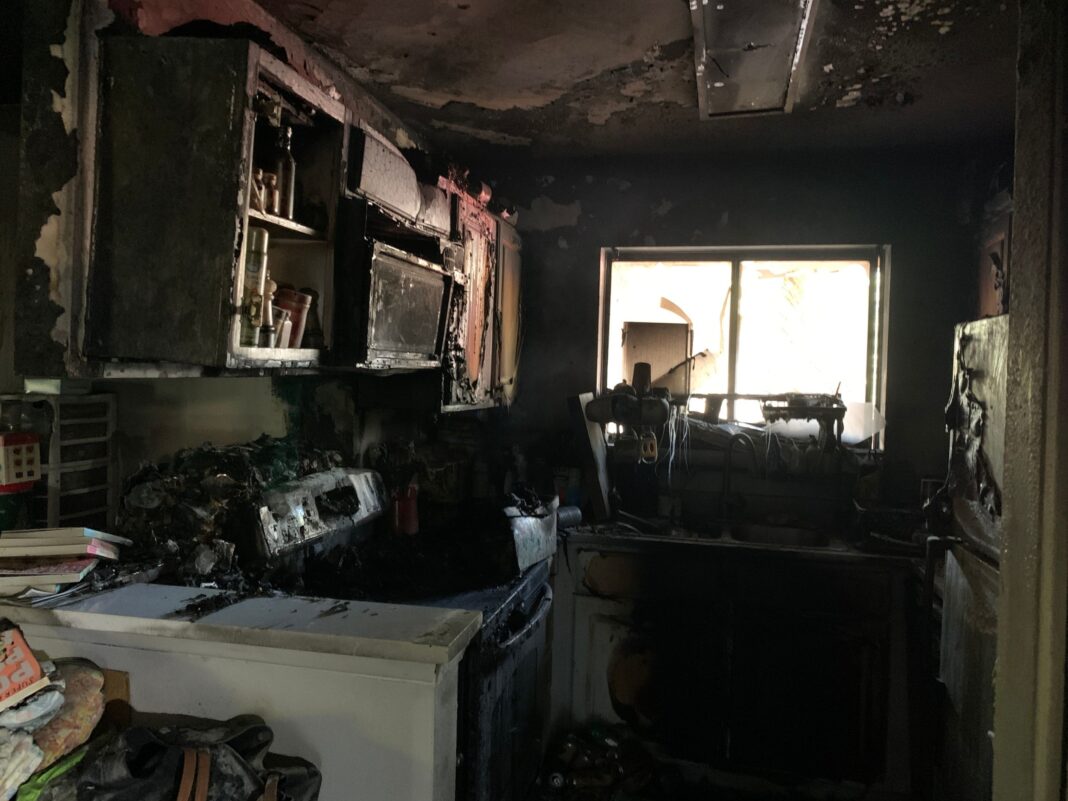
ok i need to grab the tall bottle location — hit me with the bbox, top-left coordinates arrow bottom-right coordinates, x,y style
276,126 -> 297,220
240,227 -> 269,346
259,275 -> 278,348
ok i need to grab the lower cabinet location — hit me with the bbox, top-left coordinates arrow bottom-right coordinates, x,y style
727,610 -> 888,780
558,540 -> 904,783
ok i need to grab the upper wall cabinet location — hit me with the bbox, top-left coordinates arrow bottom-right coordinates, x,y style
332,128 -> 456,372
85,37 -> 344,368
81,35 -> 521,406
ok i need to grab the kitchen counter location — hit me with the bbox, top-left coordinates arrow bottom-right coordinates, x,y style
0,584 -> 482,801
563,524 -> 920,565
3,583 -> 481,664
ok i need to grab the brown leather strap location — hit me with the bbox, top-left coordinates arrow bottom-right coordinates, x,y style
193,749 -> 211,801
262,774 -> 280,801
176,748 -> 197,801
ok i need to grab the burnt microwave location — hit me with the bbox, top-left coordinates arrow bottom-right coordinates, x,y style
339,238 -> 451,370
363,241 -> 448,366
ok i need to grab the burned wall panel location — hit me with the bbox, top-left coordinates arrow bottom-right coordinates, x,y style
15,0 -> 79,377
1,107 -> 20,392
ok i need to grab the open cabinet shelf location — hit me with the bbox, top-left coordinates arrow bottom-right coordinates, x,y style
247,209 -> 326,241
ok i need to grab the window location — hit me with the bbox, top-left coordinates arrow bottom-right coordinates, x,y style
598,247 -> 889,443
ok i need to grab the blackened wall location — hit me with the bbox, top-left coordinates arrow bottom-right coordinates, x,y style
487,147 -> 1006,502
1,106 -> 19,393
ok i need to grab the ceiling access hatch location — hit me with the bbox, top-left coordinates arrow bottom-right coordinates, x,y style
690,0 -> 816,118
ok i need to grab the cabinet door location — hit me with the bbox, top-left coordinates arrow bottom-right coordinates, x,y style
86,38 -> 252,365
937,547 -> 997,801
496,218 -> 521,405
443,198 -> 498,409
727,611 -> 888,781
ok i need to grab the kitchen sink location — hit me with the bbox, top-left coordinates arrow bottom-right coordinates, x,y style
729,525 -> 831,548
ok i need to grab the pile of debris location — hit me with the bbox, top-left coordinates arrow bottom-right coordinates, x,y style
115,435 -> 343,590
537,726 -> 664,800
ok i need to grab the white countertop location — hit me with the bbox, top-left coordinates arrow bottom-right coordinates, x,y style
0,584 -> 481,665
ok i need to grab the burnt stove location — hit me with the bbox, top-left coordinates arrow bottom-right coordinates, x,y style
421,560 -> 553,801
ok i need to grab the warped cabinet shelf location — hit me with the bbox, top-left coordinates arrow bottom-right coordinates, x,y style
85,37 -> 344,369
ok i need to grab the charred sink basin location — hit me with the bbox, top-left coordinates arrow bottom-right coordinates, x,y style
729,525 -> 831,548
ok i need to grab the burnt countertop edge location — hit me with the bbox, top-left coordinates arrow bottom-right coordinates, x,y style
563,529 -> 921,566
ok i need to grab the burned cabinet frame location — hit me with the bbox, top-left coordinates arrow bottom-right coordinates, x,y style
86,37 -> 345,369
332,195 -> 456,370
442,192 -> 501,411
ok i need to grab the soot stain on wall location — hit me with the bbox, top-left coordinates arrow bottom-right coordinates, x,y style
485,147 -> 1005,502
16,0 -> 78,376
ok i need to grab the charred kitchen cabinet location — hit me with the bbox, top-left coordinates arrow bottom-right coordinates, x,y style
332,127 -> 455,372
86,37 -> 345,368
561,541 -> 901,784
336,139 -> 522,409
442,192 -> 503,410
83,37 -> 522,405
439,206 -> 521,411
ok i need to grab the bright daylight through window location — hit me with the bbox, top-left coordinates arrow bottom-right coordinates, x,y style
602,250 -> 886,445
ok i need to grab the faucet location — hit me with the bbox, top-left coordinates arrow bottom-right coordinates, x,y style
720,432 -> 760,530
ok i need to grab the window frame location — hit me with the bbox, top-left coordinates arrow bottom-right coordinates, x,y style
597,245 -> 891,446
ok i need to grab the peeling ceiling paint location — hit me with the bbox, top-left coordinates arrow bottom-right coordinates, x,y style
431,120 -> 532,147
256,0 -> 1016,156
261,0 -> 692,111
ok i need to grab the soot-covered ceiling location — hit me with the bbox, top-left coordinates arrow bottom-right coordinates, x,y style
256,0 -> 1016,157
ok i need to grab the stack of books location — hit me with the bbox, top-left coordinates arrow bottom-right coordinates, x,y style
0,527 -> 131,599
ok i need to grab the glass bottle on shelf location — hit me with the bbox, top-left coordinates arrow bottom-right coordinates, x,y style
264,173 -> 280,216
259,275 -> 277,348
276,126 -> 297,220
240,227 -> 269,347
249,168 -> 266,213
